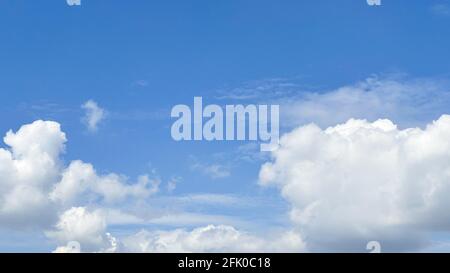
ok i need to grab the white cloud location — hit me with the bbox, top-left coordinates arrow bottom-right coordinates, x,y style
53,243 -> 81,253
260,115 -> 450,251
81,100 -> 106,132
50,161 -> 159,205
199,164 -> 230,179
11,81 -> 450,252
146,212 -> 243,227
0,120 -> 64,228
190,159 -> 231,179
215,78 -> 300,100
132,80 -> 149,87
99,208 -> 146,226
49,210 -> 303,253
167,176 -> 181,193
0,120 -> 156,248
121,225 -> 304,253
66,0 -> 81,7
175,194 -> 242,207
0,119 -> 287,253
47,207 -> 117,253
216,76 -> 450,130
280,76 -> 450,129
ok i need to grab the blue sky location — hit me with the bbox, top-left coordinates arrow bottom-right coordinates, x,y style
1,0 -> 450,252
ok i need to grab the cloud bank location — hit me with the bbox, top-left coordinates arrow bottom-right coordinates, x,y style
6,76 -> 450,252
0,120 -> 298,252
122,225 -> 303,253
260,115 -> 450,251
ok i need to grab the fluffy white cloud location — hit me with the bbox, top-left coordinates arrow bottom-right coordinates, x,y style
0,120 -> 156,242
50,161 -> 159,205
0,119 -> 278,253
81,100 -> 106,132
49,211 -> 304,253
11,107 -> 450,252
0,120 -> 64,228
53,243 -> 81,253
260,115 -> 450,251
122,225 -> 304,253
47,207 -> 117,252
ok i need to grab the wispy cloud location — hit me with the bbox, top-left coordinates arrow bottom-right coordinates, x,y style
280,75 -> 450,128
18,101 -> 74,121
166,176 -> 182,193
81,100 -> 106,132
146,212 -> 243,227
431,3 -> 450,16
109,108 -> 167,121
66,0 -> 81,6
173,193 -> 243,207
190,159 -> 231,179
222,75 -> 450,129
131,80 -> 149,88
215,78 -> 306,101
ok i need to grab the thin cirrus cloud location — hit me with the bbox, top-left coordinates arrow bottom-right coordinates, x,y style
220,75 -> 450,130
431,3 -> 450,16
189,157 -> 231,179
215,75 -> 450,130
280,76 -> 450,129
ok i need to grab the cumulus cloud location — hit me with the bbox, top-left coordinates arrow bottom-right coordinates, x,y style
53,243 -> 82,253
81,100 -> 106,132
50,211 -> 303,253
50,161 -> 159,205
0,120 -> 157,249
0,120 -> 65,228
260,115 -> 450,251
10,78 -> 450,252
0,119 -> 285,253
121,225 -> 304,253
47,207 -> 117,252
